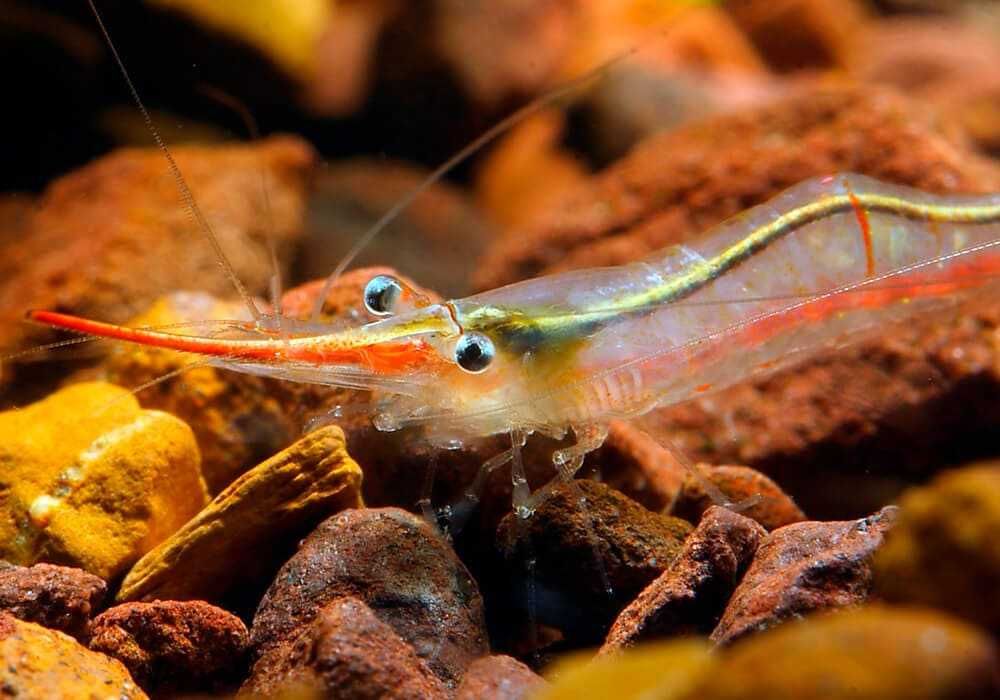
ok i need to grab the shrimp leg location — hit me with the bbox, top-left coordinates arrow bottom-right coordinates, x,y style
523,424 -> 609,515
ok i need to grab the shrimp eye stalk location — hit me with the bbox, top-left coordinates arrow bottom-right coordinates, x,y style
455,332 -> 495,373
364,275 -> 403,316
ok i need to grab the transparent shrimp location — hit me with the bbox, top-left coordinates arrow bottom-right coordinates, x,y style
29,174 -> 1000,515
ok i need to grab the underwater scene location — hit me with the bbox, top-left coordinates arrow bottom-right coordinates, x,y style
1,1 -> 1000,698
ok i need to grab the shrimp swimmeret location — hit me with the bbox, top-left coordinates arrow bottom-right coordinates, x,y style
29,174 -> 1000,515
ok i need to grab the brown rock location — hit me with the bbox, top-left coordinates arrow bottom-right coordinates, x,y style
0,612 -> 147,699
850,18 -> 1000,154
874,463 -> 1000,635
88,600 -> 248,694
117,426 -> 363,606
690,605 -> 1000,700
583,419 -> 687,512
568,5 -> 776,162
474,110 -> 591,232
0,562 -> 106,640
243,596 -> 449,699
455,654 -> 545,700
711,506 -> 897,645
301,159 -> 495,298
602,506 -> 765,653
251,507 -> 488,687
725,0 -> 869,71
672,464 -> 807,531
0,137 -> 315,392
477,82 -> 1000,291
432,0 -> 578,107
497,480 -> 693,641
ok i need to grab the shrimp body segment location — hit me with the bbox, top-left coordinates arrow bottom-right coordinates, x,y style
28,174 -> 1000,447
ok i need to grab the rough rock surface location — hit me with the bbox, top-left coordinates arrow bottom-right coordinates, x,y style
874,463 -> 1000,634
497,479 -> 693,641
0,382 -> 207,580
0,612 -> 147,699
672,465 -> 807,531
602,506 -> 765,652
0,562 -> 106,640
251,507 -> 489,687
117,426 -> 363,605
455,654 -> 545,700
711,506 -> 897,644
0,137 -> 315,385
88,600 -> 248,695
243,596 -> 449,699
691,606 -> 1000,700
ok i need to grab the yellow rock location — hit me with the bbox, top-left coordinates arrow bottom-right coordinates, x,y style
536,639 -> 715,700
150,0 -> 332,80
874,463 -> 1000,634
0,382 -> 208,580
118,425 -> 363,603
688,606 -> 998,700
101,291 -> 284,494
0,612 -> 147,699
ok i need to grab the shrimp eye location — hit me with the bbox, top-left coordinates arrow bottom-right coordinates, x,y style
364,275 -> 403,316
455,332 -> 495,373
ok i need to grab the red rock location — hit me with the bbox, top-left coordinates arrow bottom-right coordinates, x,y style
602,506 -> 765,653
0,136 -> 315,397
242,596 -> 449,699
711,506 -> 897,645
455,654 -> 545,700
671,464 -> 807,531
0,562 -> 106,641
251,507 -> 488,687
497,479 -> 693,642
88,600 -> 249,695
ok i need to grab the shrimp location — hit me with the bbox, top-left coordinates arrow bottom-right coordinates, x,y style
28,174 -> 1000,516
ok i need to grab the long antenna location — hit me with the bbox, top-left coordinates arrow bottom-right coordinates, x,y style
308,48 -> 638,322
86,0 -> 262,322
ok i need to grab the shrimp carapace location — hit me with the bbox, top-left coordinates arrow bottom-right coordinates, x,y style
28,174 -> 1000,450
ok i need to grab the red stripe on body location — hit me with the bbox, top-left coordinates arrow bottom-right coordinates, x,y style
738,251 -> 1000,350
848,190 -> 876,278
